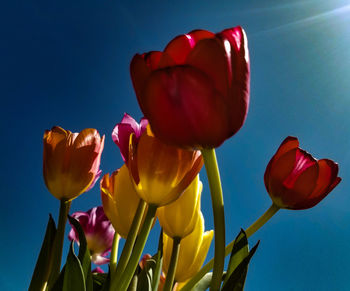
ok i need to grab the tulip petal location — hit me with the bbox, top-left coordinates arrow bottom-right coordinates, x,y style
163,30 -> 215,65
157,176 -> 202,238
186,38 -> 230,98
267,149 -> 297,203
283,162 -> 318,208
130,54 -> 153,111
135,129 -> 199,205
112,113 -> 142,162
141,66 -> 231,148
264,137 -> 299,190
182,230 -> 214,282
188,29 -> 215,42
293,160 -> 341,209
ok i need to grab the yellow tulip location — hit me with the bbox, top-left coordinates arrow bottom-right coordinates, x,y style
43,126 -> 104,200
163,212 -> 214,283
157,175 -> 202,239
128,125 -> 203,206
100,164 -> 142,238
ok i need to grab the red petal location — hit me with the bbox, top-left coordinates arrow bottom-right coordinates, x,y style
144,51 -> 163,70
273,137 -> 299,163
267,149 -> 297,205
188,29 -> 215,42
141,66 -> 230,148
293,160 -> 341,209
164,30 -> 215,65
186,38 -> 230,98
219,27 -> 250,132
130,54 -> 153,111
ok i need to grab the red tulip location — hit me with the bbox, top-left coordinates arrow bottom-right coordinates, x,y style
130,26 -> 250,149
264,137 -> 341,210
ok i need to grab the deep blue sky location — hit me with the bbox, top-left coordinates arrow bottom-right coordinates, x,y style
2,0 -> 350,290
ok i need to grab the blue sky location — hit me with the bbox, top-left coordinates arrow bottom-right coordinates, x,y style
2,0 -> 350,290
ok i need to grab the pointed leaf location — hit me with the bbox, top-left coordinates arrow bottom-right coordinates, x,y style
29,215 -> 57,291
68,215 -> 93,291
223,229 -> 249,286
192,272 -> 213,291
137,259 -> 155,291
222,241 -> 260,291
129,275 -> 138,291
50,266 -> 65,291
62,241 -> 86,291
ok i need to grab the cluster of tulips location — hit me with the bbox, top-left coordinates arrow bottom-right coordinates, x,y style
29,26 -> 341,291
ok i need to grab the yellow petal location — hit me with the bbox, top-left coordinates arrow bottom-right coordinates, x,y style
157,176 -> 202,238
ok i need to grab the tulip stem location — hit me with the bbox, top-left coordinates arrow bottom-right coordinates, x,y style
110,233 -> 120,275
163,237 -> 181,291
112,204 -> 157,291
112,200 -> 147,284
47,199 -> 71,288
245,203 -> 280,237
201,148 -> 225,291
181,202 -> 280,291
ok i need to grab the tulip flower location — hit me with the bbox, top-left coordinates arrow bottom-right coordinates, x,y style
68,206 -> 115,265
128,125 -> 203,206
264,136 -> 341,210
43,126 -> 105,200
157,175 -> 202,239
100,164 -> 143,238
112,113 -> 148,163
130,26 -> 250,149
162,212 -> 214,283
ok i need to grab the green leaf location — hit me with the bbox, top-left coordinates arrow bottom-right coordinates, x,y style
62,241 -> 86,291
29,214 -> 57,291
50,266 -> 65,291
137,259 -> 155,291
99,267 -> 111,291
222,235 -> 260,291
192,272 -> 213,291
223,229 -> 249,286
68,215 -> 93,291
128,275 -> 138,291
92,273 -> 108,291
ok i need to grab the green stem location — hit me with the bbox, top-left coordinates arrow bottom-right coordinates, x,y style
181,203 -> 280,291
163,237 -> 181,291
152,229 -> 164,291
245,203 -> 280,238
201,148 -> 225,291
112,204 -> 158,291
47,199 -> 71,287
111,199 -> 147,285
110,233 -> 120,276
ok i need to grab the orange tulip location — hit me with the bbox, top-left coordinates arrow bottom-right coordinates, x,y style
43,126 -> 104,200
128,125 -> 203,206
